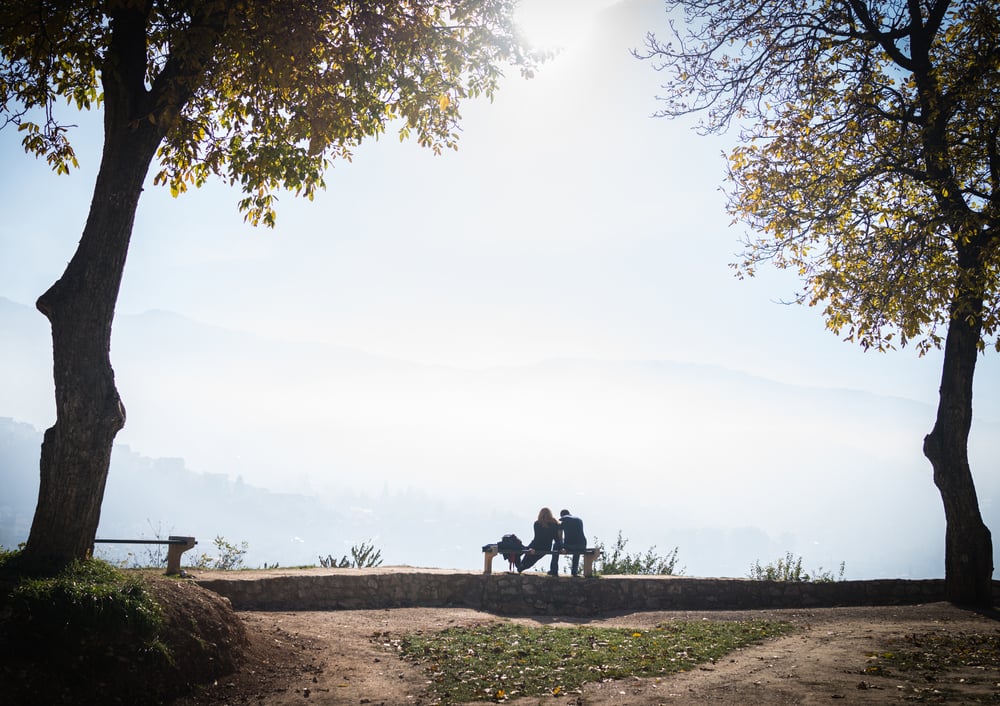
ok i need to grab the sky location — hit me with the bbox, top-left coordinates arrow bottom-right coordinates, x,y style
1,0 -> 998,575
3,0 -> 994,404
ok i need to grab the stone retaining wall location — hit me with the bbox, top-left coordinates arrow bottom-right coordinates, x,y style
195,570 -> 999,616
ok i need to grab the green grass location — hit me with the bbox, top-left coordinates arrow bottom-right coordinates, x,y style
865,631 -> 1000,675
396,619 -> 794,703
860,631 -> 1000,702
6,558 -> 162,638
0,551 -> 164,659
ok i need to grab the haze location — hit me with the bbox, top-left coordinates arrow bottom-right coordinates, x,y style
1,0 -> 997,578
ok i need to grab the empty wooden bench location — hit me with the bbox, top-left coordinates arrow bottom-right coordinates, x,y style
481,544 -> 601,578
94,535 -> 197,575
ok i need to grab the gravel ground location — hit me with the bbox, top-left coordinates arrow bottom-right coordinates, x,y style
169,601 -> 1000,705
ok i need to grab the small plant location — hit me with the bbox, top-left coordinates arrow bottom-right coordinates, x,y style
319,540 -> 383,568
0,543 -> 25,566
190,536 -> 248,571
93,520 -> 172,569
319,554 -> 351,568
594,531 -> 685,575
748,552 -> 845,582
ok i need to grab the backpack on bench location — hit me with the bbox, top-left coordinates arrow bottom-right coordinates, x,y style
497,533 -> 525,571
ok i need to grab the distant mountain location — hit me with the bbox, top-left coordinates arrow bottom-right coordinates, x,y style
0,297 -> 54,426
3,296 -> 998,578
0,416 -> 526,570
0,417 -> 42,543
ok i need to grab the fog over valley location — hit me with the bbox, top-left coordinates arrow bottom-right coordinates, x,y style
2,0 -> 998,583
3,298 -> 997,578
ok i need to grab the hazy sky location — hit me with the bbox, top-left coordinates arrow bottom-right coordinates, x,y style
1,0 -> 998,575
4,0 -> 996,409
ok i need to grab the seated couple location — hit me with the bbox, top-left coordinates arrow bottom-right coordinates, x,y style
516,507 -> 587,576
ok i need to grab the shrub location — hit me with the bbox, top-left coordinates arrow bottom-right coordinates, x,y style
0,543 -> 24,567
594,531 -> 684,575
319,540 -> 383,568
190,536 -> 248,571
748,552 -> 845,582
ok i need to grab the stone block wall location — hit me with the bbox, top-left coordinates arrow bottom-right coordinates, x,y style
195,570 -> 998,616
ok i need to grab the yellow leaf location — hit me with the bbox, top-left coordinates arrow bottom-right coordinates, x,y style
438,94 -> 450,111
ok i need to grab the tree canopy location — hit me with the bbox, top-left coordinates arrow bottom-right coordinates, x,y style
2,0 -> 533,224
641,0 -> 998,355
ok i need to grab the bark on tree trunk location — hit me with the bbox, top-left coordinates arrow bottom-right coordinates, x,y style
20,127 -> 163,571
923,296 -> 994,607
20,32 -> 167,571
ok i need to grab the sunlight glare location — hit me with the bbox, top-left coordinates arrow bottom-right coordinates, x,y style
514,0 -> 618,52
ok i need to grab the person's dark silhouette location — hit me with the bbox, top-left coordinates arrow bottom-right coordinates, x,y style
518,507 -> 561,575
559,509 -> 587,576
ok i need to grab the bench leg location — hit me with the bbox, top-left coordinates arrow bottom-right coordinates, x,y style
166,536 -> 197,575
583,549 -> 600,578
483,547 -> 498,575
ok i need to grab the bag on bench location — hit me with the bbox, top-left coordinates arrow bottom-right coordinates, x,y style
497,533 -> 525,570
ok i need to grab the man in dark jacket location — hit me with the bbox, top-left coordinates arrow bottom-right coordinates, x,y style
559,509 -> 587,576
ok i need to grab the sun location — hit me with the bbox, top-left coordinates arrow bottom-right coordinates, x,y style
514,0 -> 617,53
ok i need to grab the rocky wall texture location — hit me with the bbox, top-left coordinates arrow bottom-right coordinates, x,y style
194,570 -> 997,616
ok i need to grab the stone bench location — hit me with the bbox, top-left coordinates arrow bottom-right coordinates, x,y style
481,544 -> 601,578
95,535 -> 197,575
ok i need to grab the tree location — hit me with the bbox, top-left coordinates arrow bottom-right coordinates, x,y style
638,0 -> 999,605
1,0 -> 533,573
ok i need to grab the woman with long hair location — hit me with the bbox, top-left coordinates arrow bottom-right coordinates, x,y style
518,507 -> 562,575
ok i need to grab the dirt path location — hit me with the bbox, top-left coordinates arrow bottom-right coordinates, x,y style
172,602 -> 1000,705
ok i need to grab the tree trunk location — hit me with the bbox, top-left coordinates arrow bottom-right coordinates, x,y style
19,9 -> 167,571
923,295 -> 993,607
20,126 -> 164,572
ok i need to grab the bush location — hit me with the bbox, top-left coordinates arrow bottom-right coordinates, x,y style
594,531 -> 684,575
319,540 -> 383,568
0,544 -> 23,568
748,552 -> 845,582
190,536 -> 248,571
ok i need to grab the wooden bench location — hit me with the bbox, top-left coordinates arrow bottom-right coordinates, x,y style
481,544 -> 601,578
94,535 -> 197,575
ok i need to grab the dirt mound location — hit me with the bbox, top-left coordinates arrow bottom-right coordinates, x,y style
145,576 -> 249,688
1,575 -> 249,705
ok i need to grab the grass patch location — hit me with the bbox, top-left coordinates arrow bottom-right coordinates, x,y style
865,631 -> 1000,676
395,619 -> 793,703
1,552 -> 252,704
4,557 -> 163,645
0,552 -> 174,704
860,631 -> 1000,702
